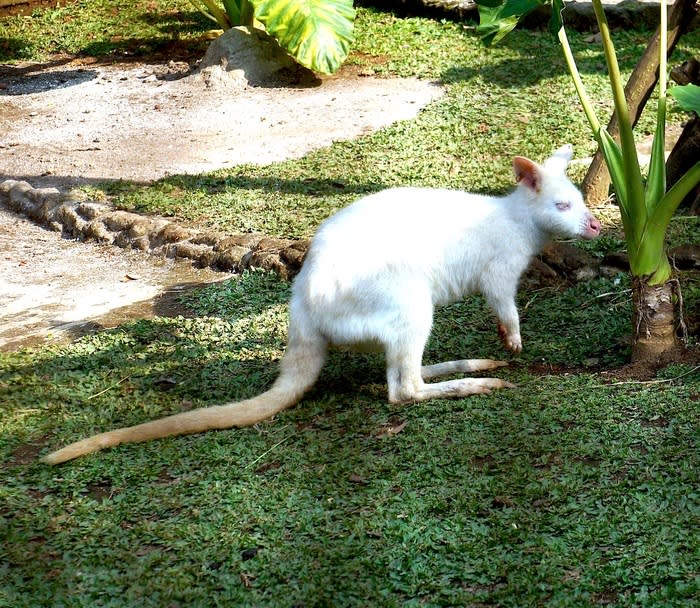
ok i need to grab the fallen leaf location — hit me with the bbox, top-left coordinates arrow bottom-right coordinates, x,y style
240,572 -> 255,588
375,420 -> 407,438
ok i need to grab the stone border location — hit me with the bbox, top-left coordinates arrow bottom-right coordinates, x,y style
0,179 -> 310,280
0,178 -> 611,288
3,178 -> 698,289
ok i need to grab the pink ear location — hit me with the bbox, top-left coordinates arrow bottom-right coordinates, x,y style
513,156 -> 541,192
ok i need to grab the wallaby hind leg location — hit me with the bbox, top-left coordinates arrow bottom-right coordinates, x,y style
387,347 -> 513,405
397,376 -> 515,404
421,359 -> 508,381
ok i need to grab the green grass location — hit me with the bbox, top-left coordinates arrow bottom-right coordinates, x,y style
2,2 -> 700,606
0,0 -> 213,60
2,271 -> 699,607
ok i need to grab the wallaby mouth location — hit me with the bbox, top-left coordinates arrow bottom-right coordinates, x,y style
582,215 -> 601,239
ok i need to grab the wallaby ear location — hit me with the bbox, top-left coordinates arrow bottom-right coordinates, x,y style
544,144 -> 573,173
513,156 -> 541,192
551,144 -> 573,162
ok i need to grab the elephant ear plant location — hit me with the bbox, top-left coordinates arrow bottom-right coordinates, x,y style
477,0 -> 700,362
191,0 -> 355,74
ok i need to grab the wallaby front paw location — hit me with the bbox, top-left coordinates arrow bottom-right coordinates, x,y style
498,324 -> 522,354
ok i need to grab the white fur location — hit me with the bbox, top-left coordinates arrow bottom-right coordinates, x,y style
43,145 -> 600,464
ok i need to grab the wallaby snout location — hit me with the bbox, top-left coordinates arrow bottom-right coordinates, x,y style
583,214 -> 601,239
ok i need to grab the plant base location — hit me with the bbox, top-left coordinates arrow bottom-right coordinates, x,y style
631,276 -> 680,362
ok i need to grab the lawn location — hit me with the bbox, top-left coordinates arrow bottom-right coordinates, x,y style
1,1 -> 699,606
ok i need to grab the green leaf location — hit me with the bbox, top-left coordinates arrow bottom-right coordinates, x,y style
669,83 -> 700,114
548,0 -> 565,37
190,0 -> 232,28
222,0 -> 242,24
652,160 -> 700,230
597,127 -> 627,210
475,0 -> 544,44
476,5 -> 519,45
645,95 -> 667,213
253,0 -> 355,74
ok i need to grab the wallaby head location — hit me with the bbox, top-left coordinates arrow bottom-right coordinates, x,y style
513,144 -> 601,241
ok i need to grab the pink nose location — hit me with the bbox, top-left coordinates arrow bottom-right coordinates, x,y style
586,215 -> 601,239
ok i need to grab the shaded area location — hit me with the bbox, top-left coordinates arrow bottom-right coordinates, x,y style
0,66 -> 97,95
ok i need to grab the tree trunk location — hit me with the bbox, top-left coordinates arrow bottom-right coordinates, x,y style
581,0 -> 700,206
666,59 -> 700,213
631,277 -> 678,362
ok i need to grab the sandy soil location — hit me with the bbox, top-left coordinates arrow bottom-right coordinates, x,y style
0,205 -> 229,350
0,58 -> 442,185
0,58 -> 442,349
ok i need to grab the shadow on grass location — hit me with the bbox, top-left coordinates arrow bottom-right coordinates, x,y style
153,173 -> 388,198
441,25 -> 651,89
1,274 -> 635,464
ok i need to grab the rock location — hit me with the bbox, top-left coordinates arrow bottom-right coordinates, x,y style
255,236 -> 295,251
602,251 -> 630,270
540,242 -> 600,276
669,245 -> 700,269
214,246 -> 250,271
523,257 -> 560,288
217,233 -> 265,249
197,26 -> 318,90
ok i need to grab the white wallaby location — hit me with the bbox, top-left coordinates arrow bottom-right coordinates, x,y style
43,144 -> 600,464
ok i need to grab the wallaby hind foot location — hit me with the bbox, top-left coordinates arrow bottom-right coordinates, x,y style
421,358 -> 508,380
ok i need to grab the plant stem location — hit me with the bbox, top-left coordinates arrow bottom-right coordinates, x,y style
189,0 -> 231,28
660,0 -> 667,96
557,27 -> 600,134
240,0 -> 255,25
591,0 -> 646,239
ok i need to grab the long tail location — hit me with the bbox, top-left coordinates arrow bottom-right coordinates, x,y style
42,340 -> 326,465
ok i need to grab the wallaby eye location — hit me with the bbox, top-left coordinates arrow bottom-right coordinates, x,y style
555,201 -> 571,211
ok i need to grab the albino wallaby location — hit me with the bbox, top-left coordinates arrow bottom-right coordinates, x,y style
43,144 -> 600,464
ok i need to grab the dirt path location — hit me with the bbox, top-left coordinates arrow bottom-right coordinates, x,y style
0,206 -> 229,350
0,59 -> 441,185
0,59 -> 442,350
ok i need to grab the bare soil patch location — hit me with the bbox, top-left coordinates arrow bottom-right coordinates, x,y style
0,57 -> 442,186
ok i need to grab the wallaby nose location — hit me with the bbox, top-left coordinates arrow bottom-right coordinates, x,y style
586,215 -> 601,239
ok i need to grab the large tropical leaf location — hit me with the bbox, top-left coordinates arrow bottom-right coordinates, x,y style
253,0 -> 355,74
669,83 -> 700,114
476,0 -> 543,45
645,95 -> 667,213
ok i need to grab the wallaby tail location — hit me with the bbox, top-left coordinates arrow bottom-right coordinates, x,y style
42,340 -> 326,465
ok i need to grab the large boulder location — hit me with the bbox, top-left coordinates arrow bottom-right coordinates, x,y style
197,26 -> 319,90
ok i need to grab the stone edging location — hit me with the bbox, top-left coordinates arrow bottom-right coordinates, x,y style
0,178 -> 610,289
4,179 -> 698,289
0,179 -> 310,279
